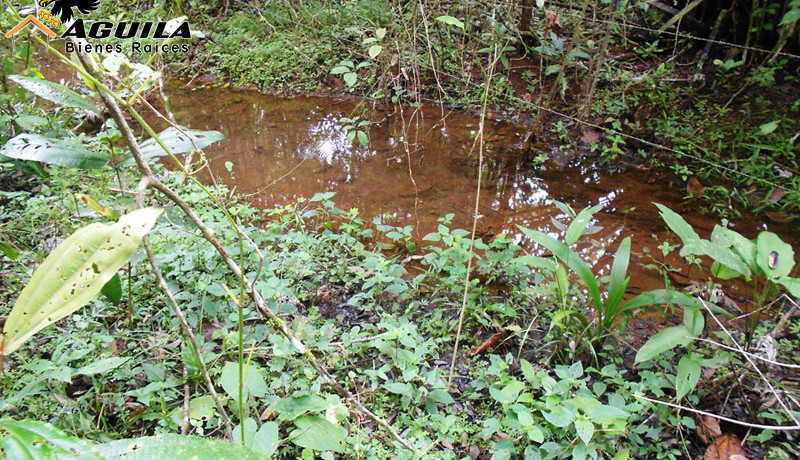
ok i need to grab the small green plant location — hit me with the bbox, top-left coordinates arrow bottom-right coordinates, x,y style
654,203 -> 800,345
519,202 -> 703,359
712,58 -> 744,77
339,116 -> 371,146
329,59 -> 371,89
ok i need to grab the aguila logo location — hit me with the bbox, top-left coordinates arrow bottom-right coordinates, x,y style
6,0 -> 191,45
42,0 -> 101,27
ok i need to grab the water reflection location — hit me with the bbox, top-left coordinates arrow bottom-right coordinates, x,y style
150,84 -> 798,293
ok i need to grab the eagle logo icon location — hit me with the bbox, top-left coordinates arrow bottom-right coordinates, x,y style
41,0 -> 101,23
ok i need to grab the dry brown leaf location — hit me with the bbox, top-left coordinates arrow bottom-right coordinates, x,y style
580,130 -> 602,146
703,434 -> 748,460
545,10 -> 563,29
470,329 -> 507,356
765,212 -> 792,223
687,177 -> 705,198
768,188 -> 787,203
697,415 -> 722,443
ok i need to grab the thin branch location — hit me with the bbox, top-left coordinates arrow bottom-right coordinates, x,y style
448,41 -> 500,390
636,395 -> 800,431
135,177 -> 235,441
692,336 -> 800,370
698,298 -> 800,426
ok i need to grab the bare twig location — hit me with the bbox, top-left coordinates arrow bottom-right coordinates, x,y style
181,358 -> 191,435
448,42 -> 500,390
698,298 -> 800,426
636,395 -> 800,431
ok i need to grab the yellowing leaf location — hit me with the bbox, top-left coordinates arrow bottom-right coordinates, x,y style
1,208 -> 162,357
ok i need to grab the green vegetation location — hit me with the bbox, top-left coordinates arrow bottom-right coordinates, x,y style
1,0 -> 800,459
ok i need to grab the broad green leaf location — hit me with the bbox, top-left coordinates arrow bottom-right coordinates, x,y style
356,130 -> 369,146
220,362 -> 268,400
427,389 -> 455,404
683,305 -> 705,337
512,404 -> 535,427
520,227 -> 602,311
101,273 -> 123,305
612,449 -> 630,460
604,237 -> 631,321
385,382 -> 415,400
233,418 -> 258,447
515,254 -> 554,269
343,72 -> 357,87
76,357 -> 129,376
91,433 -> 267,459
273,394 -> 328,421
710,261 -> 743,280
758,120 -> 780,135
169,395 -> 216,425
545,64 -> 562,75
1,208 -> 162,357
14,115 -> 49,130
756,231 -> 795,279
635,326 -> 693,363
520,359 -> 538,383
618,289 -> 699,315
138,127 -> 224,161
435,15 -> 465,29
492,438 -> 514,460
0,242 -> 19,260
675,353 -> 702,400
565,203 -> 603,245
251,422 -> 279,458
587,405 -> 629,424
574,419 -> 594,445
779,9 -> 800,26
8,75 -> 99,113
489,380 -> 525,405
777,277 -> 800,299
542,405 -> 575,428
368,45 -> 382,59
719,227 -> 756,267
1,133 -> 109,169
0,418 -> 102,460
680,239 -> 750,278
654,203 -> 700,244
329,66 -> 350,75
290,416 -> 345,452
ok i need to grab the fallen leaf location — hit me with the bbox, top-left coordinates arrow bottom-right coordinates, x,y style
469,445 -> 481,460
765,212 -> 792,223
687,177 -> 705,198
470,329 -> 506,356
580,130 -> 602,145
703,434 -> 748,460
545,10 -> 563,29
767,188 -> 787,203
697,415 -> 722,443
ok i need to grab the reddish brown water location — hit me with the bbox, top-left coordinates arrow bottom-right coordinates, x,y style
155,84 -> 798,296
